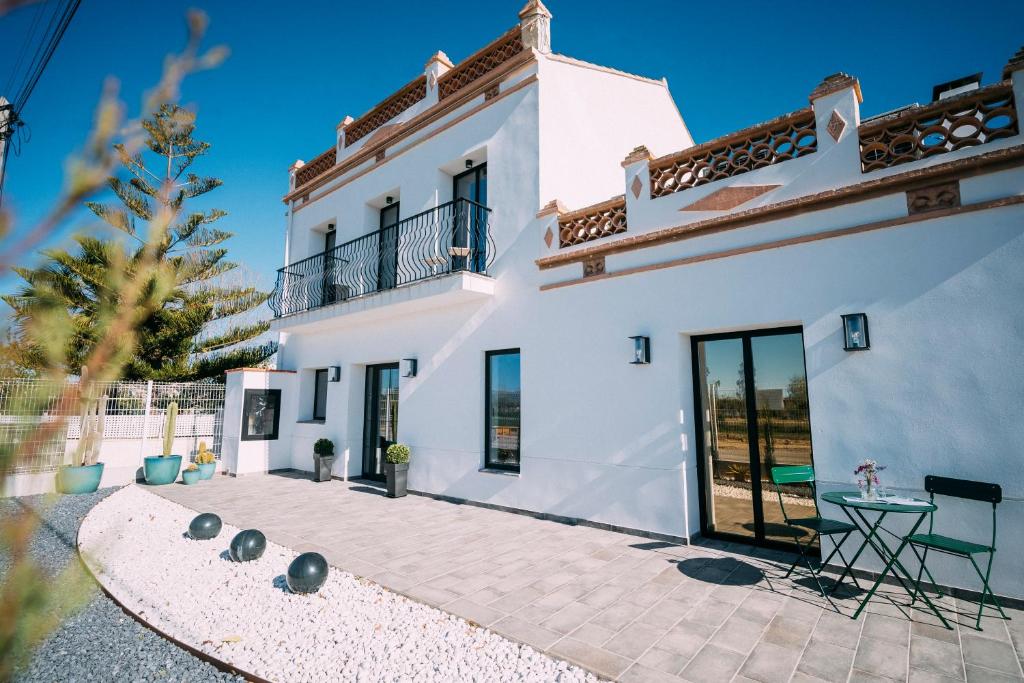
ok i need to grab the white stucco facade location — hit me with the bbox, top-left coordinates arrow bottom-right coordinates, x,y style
233,4 -> 1024,599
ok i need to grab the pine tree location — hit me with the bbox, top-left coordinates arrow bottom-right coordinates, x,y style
4,104 -> 274,380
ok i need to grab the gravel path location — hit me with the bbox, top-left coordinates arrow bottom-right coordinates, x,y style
79,485 -> 599,683
0,487 -> 241,682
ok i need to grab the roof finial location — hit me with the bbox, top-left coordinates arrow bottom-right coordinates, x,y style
1003,45 -> 1024,80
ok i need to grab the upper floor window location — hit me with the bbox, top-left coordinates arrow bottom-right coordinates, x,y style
485,348 -> 520,471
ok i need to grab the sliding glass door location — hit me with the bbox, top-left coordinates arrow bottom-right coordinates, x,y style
692,327 -> 816,550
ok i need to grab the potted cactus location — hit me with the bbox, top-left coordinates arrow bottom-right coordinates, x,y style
195,441 -> 216,479
57,369 -> 108,494
385,443 -> 410,498
313,438 -> 335,482
182,463 -> 201,485
143,401 -> 183,485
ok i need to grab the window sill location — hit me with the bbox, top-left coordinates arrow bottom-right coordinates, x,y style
296,419 -> 326,425
478,467 -> 520,477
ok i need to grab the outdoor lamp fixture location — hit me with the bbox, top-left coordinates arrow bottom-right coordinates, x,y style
465,159 -> 473,169
328,366 -> 341,382
841,313 -> 870,351
629,336 -> 651,364
401,358 -> 418,378
385,196 -> 393,205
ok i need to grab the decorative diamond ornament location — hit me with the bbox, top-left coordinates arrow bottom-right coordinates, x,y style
631,175 -> 643,199
827,110 -> 846,142
543,226 -> 554,248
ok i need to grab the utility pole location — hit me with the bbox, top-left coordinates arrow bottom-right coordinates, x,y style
0,97 -> 12,206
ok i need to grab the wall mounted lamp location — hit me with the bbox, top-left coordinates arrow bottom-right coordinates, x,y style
328,366 -> 341,382
385,196 -> 394,205
402,358 -> 418,378
465,159 -> 474,169
629,336 -> 651,364
841,313 -> 870,351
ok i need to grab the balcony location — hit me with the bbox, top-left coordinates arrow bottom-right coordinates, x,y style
269,199 -> 494,323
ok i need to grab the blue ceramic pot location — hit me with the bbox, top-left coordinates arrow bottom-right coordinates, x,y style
143,455 -> 182,485
198,462 -> 216,479
57,462 -> 104,494
182,468 -> 201,485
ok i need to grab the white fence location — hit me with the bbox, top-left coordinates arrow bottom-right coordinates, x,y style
1,379 -> 225,476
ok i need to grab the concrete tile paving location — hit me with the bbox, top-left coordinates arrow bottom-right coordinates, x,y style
152,474 -> 1024,682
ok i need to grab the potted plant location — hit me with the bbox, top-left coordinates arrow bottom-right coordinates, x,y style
57,369 -> 108,494
313,438 -> 335,482
143,402 -> 183,485
385,443 -> 410,498
195,441 -> 216,479
182,463 -> 201,485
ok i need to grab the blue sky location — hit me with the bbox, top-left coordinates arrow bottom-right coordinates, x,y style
2,0 -> 1022,292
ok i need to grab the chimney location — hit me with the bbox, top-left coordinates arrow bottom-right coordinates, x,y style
932,73 -> 982,102
519,0 -> 552,54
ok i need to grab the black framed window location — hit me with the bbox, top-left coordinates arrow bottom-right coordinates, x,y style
313,369 -> 328,421
485,349 -> 520,471
241,389 -> 281,441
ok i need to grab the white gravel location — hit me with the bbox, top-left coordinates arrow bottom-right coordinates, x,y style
78,486 -> 599,683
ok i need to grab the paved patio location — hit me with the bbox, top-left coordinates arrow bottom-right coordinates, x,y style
151,473 -> 1024,682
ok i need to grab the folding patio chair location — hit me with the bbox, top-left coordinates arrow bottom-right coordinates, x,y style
905,475 -> 1009,630
771,465 -> 861,601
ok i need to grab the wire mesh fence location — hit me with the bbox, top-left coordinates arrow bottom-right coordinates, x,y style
0,379 -> 225,474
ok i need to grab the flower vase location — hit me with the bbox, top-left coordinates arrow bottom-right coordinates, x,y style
861,481 -> 877,501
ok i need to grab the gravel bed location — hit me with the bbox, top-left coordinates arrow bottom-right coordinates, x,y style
0,487 -> 241,682
79,486 -> 599,682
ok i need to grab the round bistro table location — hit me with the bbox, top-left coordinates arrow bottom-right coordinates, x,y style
821,491 -> 950,628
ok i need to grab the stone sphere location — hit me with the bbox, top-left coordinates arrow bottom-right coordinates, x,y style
287,552 -> 329,594
188,513 -> 222,540
229,529 -> 266,562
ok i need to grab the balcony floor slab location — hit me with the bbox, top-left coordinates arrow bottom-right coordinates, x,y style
269,271 -> 495,333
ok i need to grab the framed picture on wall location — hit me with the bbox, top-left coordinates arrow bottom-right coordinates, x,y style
241,389 -> 281,441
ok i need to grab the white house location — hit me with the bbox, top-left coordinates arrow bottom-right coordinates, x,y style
223,2 -> 1024,599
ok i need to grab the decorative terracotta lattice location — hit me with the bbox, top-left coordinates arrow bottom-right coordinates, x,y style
648,109 -> 818,198
344,76 -> 427,147
858,83 -> 1018,172
294,147 -> 336,188
558,197 -> 627,248
438,27 -> 523,101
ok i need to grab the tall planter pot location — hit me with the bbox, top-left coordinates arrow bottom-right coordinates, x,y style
385,462 -> 408,498
313,455 -> 335,482
57,462 -> 104,494
144,455 -> 182,486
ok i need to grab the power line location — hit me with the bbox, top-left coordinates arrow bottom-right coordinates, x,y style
0,0 -> 81,207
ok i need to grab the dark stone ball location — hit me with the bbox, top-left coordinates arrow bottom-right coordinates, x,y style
188,513 -> 222,540
286,552 -> 329,594
229,529 -> 266,562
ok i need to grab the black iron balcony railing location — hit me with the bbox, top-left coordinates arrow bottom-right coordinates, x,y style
268,198 -> 493,318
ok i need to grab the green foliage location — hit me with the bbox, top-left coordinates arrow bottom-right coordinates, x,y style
0,12 -> 229,678
313,438 -> 334,456
4,105 -> 275,381
162,402 -> 178,456
386,443 -> 410,464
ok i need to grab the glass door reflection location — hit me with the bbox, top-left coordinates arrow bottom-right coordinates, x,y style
362,363 -> 399,480
693,328 -> 816,550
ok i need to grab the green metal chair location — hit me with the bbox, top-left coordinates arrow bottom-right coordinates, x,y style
906,475 -> 1008,630
770,465 -> 861,601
